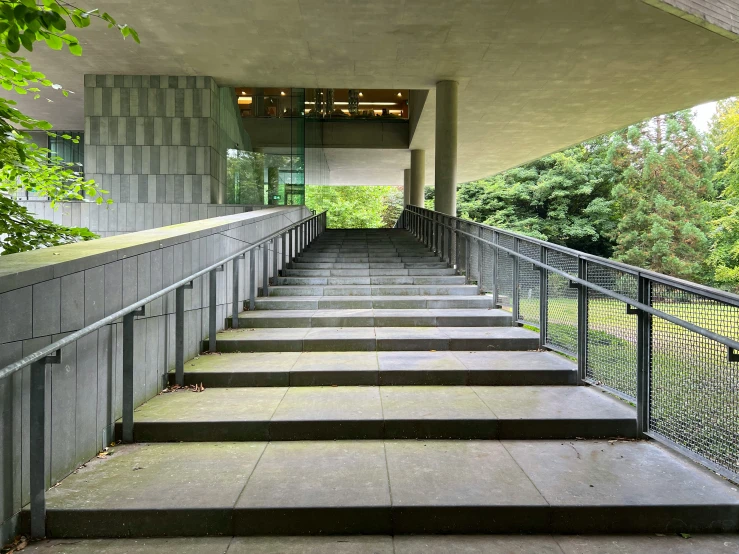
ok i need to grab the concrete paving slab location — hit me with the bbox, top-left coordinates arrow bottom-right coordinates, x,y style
303,327 -> 377,351
229,536 -> 394,553
503,439 -> 739,533
171,352 -> 297,387
378,351 -> 467,385
455,350 -> 576,370
384,440 -> 549,533
270,386 -> 383,439
23,537 -> 234,553
235,441 -> 392,534
290,351 -> 379,385
393,535 -> 563,553
381,386 -> 496,439
555,534 -> 739,554
440,326 -> 540,350
126,388 -> 287,441
375,327 -> 449,351
473,386 -> 637,438
43,442 -> 267,537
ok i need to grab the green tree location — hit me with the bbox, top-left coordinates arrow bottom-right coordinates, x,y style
608,111 -> 716,281
305,185 -> 401,228
707,98 -> 739,290
456,139 -> 619,257
0,0 -> 137,253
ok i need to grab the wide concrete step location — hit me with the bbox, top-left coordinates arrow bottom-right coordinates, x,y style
275,276 -> 465,285
235,308 -> 510,328
284,268 -> 457,277
254,295 -> 497,310
120,385 -> 636,442
38,440 -> 739,536
289,262 -> 450,269
298,255 -> 439,262
210,326 -> 539,352
19,535 -> 739,552
170,351 -> 576,387
268,285 -> 477,297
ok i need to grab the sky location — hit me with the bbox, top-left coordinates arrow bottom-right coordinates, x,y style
693,101 -> 719,132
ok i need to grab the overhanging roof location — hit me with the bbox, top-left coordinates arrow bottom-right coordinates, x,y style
10,0 -> 739,186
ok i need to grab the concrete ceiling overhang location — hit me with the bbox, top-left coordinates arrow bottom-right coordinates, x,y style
7,0 -> 739,187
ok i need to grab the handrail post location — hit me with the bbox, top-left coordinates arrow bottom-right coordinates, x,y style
539,246 -> 548,349
272,237 -> 278,283
209,266 -> 222,353
455,220 -> 461,274
492,231 -> 499,307
289,228 -> 294,261
281,232 -> 287,272
30,349 -> 60,539
249,248 -> 256,310
577,258 -> 588,383
232,255 -> 244,329
477,226 -> 483,292
465,228 -> 471,284
512,238 -> 520,321
123,306 -> 144,443
176,281 -> 193,386
446,217 -> 452,264
636,275 -> 652,436
262,244 -> 270,297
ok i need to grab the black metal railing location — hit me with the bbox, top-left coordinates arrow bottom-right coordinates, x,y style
403,205 -> 739,483
0,210 -> 327,538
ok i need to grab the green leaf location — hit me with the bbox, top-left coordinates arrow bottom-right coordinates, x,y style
20,31 -> 34,52
44,33 -> 63,50
68,41 -> 81,55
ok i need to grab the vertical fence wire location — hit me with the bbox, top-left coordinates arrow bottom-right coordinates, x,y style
516,239 -> 541,326
480,227 -> 495,293
466,222 -> 480,285
648,282 -> 739,479
545,249 -> 579,355
497,234 -> 515,311
585,262 -> 639,398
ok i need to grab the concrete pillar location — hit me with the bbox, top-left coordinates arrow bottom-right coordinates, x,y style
403,169 -> 411,208
434,80 -> 458,216
410,149 -> 425,207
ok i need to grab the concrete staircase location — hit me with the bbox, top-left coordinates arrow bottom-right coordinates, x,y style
40,229 -> 739,537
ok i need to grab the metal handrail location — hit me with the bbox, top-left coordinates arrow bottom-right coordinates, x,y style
405,205 -> 739,305
0,208 -> 327,539
0,211 -> 325,382
403,204 -> 739,483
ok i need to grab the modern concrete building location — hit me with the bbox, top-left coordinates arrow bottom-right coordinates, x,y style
2,0 -> 739,548
11,0 -> 739,220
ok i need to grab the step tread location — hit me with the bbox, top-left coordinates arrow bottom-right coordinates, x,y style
19,535 -> 739,552
129,385 -> 635,427
218,326 -> 536,340
41,440 -> 739,536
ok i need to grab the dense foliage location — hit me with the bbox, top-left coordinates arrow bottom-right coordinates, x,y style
305,186 -> 403,229
0,0 -> 137,254
452,105 -> 739,290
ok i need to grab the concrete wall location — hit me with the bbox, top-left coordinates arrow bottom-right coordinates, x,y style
83,75 -> 250,207
644,0 -> 739,39
0,206 -> 309,543
16,200 -> 266,238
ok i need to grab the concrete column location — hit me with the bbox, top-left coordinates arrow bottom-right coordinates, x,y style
434,80 -> 458,216
410,149 -> 425,207
403,169 -> 411,208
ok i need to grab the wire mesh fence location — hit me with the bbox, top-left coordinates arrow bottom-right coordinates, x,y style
497,234 -> 515,311
545,249 -> 579,355
517,240 -> 541,326
404,206 -> 739,482
585,261 -> 639,399
648,282 -> 739,478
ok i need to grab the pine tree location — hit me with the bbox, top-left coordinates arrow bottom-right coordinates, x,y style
608,111 -> 716,282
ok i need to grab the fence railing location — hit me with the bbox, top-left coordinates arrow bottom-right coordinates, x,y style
0,210 -> 327,539
402,205 -> 739,484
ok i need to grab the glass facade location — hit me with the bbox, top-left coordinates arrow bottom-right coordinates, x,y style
49,131 -> 85,171
227,87 -> 329,206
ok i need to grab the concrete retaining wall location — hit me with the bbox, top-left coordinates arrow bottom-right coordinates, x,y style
0,206 -> 309,542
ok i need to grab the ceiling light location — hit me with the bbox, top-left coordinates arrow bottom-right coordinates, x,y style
358,92 -> 363,97
241,91 -> 246,95
397,92 -> 402,97
280,91 -> 286,96
304,101 -> 397,106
